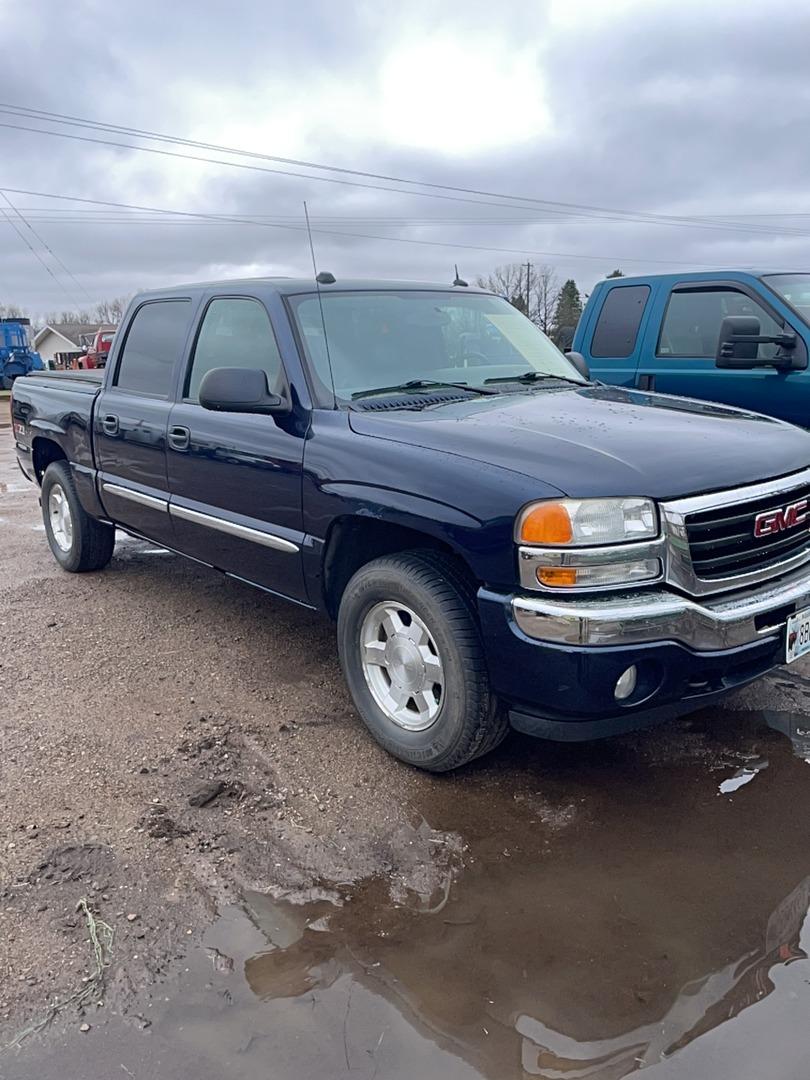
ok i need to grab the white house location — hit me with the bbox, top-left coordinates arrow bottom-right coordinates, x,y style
33,323 -> 115,366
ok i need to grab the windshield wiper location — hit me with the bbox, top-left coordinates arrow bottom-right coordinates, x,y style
352,378 -> 500,401
484,371 -> 586,387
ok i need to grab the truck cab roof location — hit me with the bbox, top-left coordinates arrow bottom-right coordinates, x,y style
597,270 -> 797,287
134,277 -> 493,301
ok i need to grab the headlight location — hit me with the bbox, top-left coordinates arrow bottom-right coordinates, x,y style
517,498 -> 658,546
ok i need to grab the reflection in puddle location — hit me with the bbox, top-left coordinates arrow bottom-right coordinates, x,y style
239,866 -> 809,1079
12,709 -> 810,1079
717,755 -> 769,794
764,710 -> 810,764
181,711 -> 810,1079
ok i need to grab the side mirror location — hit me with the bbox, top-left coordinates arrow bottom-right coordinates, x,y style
565,350 -> 590,379
716,315 -> 798,370
199,367 -> 289,414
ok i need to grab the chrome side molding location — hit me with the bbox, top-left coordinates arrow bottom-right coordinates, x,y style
170,503 -> 299,553
101,482 -> 168,512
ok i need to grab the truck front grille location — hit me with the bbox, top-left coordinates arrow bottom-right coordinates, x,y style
685,485 -> 810,580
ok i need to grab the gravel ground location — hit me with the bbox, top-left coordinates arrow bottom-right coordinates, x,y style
2,425 -> 809,1063
0,431 -> 465,1044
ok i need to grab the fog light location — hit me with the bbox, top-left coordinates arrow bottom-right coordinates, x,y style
615,665 -> 638,701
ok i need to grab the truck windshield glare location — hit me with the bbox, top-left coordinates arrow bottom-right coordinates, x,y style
289,290 -> 584,403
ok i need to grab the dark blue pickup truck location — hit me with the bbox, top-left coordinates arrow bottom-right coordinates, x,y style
11,277 -> 810,770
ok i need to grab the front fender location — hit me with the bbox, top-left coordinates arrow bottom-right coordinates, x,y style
302,410 -> 564,602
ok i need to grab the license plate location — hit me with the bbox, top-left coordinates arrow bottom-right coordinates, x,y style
786,606 -> 810,663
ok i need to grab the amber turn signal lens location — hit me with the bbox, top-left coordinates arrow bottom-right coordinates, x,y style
536,567 -> 578,587
520,503 -> 573,545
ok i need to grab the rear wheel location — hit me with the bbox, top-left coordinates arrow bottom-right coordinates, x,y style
337,550 -> 508,771
41,461 -> 115,572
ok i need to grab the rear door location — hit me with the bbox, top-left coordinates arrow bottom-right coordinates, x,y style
166,293 -> 308,601
95,298 -> 195,544
581,283 -> 652,386
635,282 -> 806,422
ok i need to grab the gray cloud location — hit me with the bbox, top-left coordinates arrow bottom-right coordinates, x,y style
2,0 -> 810,314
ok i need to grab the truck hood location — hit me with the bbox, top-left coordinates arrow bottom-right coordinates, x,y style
348,385 -> 810,500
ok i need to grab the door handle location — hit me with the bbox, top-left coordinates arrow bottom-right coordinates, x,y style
637,374 -> 655,391
168,425 -> 191,451
102,413 -> 119,436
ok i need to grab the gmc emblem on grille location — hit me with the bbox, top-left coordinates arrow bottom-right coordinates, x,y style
753,499 -> 808,538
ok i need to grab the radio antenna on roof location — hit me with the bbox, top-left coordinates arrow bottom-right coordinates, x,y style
303,200 -> 337,407
452,264 -> 468,287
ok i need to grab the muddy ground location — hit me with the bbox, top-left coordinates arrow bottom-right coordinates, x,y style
2,430 -> 810,1079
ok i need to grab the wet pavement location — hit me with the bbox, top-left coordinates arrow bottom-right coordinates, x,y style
6,709 -> 810,1080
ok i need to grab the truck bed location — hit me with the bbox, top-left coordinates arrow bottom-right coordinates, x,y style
21,370 -> 104,393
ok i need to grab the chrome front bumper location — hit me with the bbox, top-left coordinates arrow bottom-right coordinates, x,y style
512,563 -> 810,651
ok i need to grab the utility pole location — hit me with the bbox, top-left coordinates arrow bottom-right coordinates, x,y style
525,261 -> 532,321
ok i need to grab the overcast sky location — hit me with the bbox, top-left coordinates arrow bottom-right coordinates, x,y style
2,0 -> 810,315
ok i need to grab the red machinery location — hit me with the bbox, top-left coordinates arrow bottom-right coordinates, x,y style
73,329 -> 115,370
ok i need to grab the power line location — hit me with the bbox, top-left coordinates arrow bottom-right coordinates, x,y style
0,191 -> 93,303
0,118 -> 603,218
0,184 -> 755,269
0,201 -> 84,305
0,103 -> 681,221
0,104 -> 806,241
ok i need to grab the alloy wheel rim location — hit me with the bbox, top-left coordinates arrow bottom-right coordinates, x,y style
360,601 -> 445,731
48,484 -> 73,552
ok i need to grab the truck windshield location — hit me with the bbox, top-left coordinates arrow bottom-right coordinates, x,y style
288,290 -> 584,404
762,274 -> 810,323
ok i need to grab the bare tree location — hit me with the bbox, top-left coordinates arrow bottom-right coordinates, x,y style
476,264 -> 527,313
534,264 -> 560,334
0,303 -> 26,319
477,262 -> 560,332
43,309 -> 96,325
94,296 -> 130,324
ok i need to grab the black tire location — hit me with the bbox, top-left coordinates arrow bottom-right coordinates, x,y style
41,460 -> 115,572
337,550 -> 508,771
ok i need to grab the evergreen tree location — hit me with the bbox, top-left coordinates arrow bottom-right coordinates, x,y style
551,279 -> 583,349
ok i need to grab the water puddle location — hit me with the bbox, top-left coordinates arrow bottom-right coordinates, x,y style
10,709 -> 810,1079
717,755 -> 769,794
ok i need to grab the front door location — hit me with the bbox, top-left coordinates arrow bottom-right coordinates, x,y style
636,284 -> 805,424
95,298 -> 195,545
166,294 -> 307,601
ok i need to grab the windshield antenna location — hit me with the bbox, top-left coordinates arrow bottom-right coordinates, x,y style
452,264 -> 468,287
303,200 -> 337,407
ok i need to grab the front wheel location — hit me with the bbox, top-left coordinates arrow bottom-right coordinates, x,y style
337,551 -> 508,771
41,461 -> 115,572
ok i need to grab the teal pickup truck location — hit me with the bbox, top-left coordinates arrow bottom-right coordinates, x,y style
570,272 -> 810,426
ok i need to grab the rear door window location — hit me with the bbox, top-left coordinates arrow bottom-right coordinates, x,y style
590,285 -> 651,358
114,300 -> 192,397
